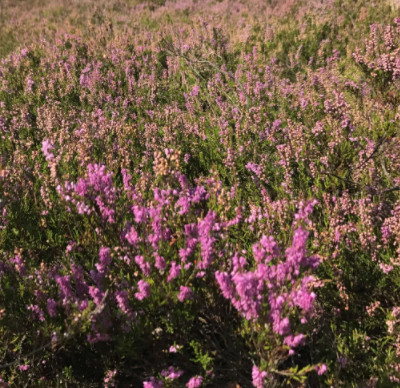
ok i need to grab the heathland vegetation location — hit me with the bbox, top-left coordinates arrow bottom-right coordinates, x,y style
1,0 -> 400,386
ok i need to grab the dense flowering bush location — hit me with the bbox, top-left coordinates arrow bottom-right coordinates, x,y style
1,0 -> 400,386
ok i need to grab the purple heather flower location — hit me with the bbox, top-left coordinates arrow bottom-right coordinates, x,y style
315,364 -> 328,375
135,255 -> 151,276
125,226 -> 140,247
135,280 -> 150,300
273,317 -> 291,336
161,366 -> 183,380
232,252 -> 247,273
232,271 -> 263,320
196,211 -> 217,270
96,247 -> 112,274
47,298 -> 57,317
177,286 -> 193,302
41,139 -> 54,161
169,345 -> 181,353
190,85 -> 200,97
215,271 -> 235,300
55,275 -> 73,300
115,290 -> 131,315
143,377 -> 163,388
167,261 -> 181,282
89,286 -> 105,306
283,333 -> 304,348
154,253 -> 166,271
27,304 -> 45,322
252,365 -> 267,388
186,376 -> 203,388
132,205 -> 148,223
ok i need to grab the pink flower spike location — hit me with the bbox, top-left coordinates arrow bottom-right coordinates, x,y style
41,139 -> 54,161
186,375 -> 203,388
143,377 -> 163,388
161,366 -> 183,380
135,280 -> 150,300
315,364 -> 328,375
177,286 -> 193,302
252,365 -> 267,388
169,345 -> 181,353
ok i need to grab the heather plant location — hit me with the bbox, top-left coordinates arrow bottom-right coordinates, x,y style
1,0 -> 400,386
